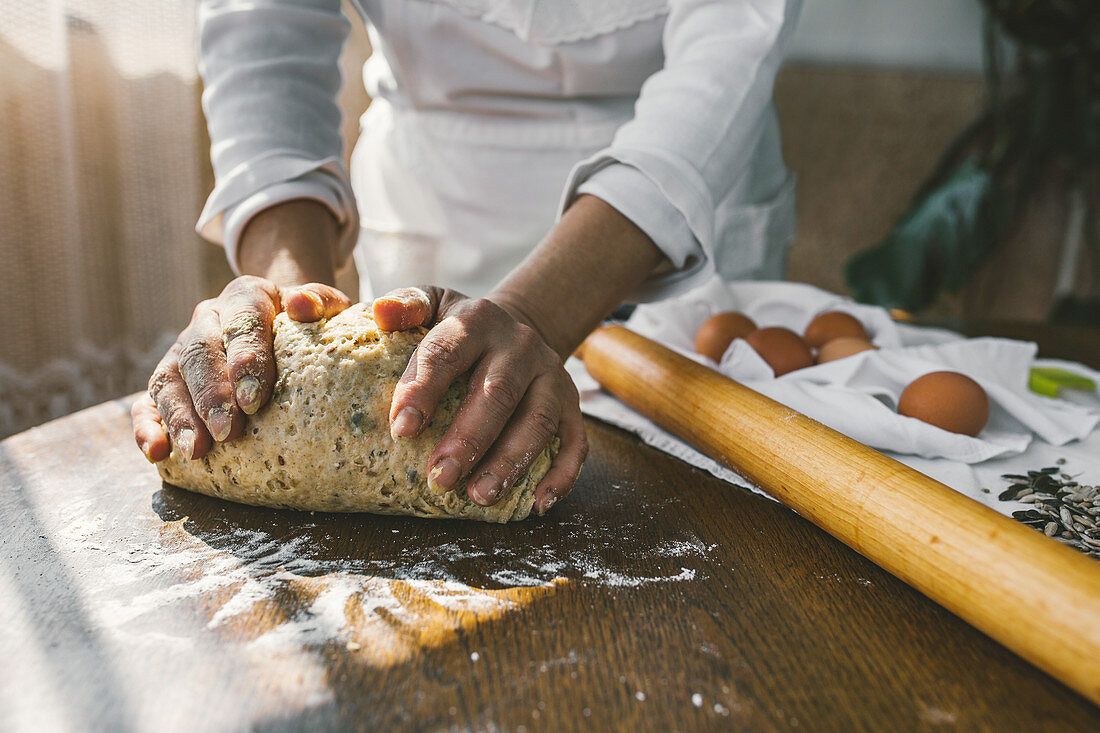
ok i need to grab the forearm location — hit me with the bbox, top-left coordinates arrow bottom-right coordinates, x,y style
237,200 -> 340,288
489,194 -> 668,358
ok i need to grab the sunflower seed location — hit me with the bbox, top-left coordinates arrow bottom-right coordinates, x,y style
1000,461 -> 1100,560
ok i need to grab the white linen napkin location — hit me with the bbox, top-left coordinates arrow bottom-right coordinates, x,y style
569,278 -> 1099,496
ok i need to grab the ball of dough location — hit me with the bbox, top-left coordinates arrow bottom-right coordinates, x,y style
156,304 -> 558,522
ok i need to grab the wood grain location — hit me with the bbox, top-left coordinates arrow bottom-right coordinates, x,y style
582,325 -> 1100,707
2,388 -> 1099,728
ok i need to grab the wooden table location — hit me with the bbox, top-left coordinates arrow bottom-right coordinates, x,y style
3,326 -> 1099,732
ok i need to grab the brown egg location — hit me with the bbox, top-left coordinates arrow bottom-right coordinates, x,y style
816,337 -> 878,364
898,371 -> 990,437
803,311 -> 869,349
694,311 -> 757,362
743,327 -> 814,376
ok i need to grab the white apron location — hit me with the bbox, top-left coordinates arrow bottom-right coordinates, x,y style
196,0 -> 799,302
349,0 -> 796,300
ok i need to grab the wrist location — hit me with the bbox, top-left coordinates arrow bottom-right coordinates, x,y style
487,290 -> 562,353
490,195 -> 667,359
237,199 -> 340,288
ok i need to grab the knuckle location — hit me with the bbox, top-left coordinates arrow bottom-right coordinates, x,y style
466,298 -> 497,319
498,454 -> 530,485
541,342 -> 562,364
222,276 -> 278,310
164,402 -> 195,432
131,399 -> 153,425
190,380 -> 227,411
222,311 -> 266,344
435,428 -> 483,467
513,323 -> 538,345
457,437 -> 486,466
225,333 -> 269,364
228,345 -> 272,380
148,362 -> 179,401
191,298 -> 216,321
527,406 -> 559,441
226,274 -> 270,296
515,326 -> 555,363
481,376 -> 523,415
177,336 -> 219,374
235,274 -> 266,289
417,336 -> 463,372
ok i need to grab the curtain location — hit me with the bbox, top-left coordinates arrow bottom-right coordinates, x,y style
0,0 -> 369,438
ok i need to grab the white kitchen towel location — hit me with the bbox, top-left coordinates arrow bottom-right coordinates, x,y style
568,278 -> 1100,493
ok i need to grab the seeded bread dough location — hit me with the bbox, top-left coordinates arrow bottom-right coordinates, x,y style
157,304 -> 557,522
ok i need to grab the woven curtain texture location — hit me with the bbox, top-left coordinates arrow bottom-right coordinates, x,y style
0,1 -> 370,438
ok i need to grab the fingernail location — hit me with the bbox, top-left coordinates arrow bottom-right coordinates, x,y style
236,376 -> 262,414
470,474 -> 503,506
176,429 -> 196,460
207,407 -> 232,442
428,457 -> 462,492
141,443 -> 157,464
390,407 -> 423,439
539,493 -> 559,516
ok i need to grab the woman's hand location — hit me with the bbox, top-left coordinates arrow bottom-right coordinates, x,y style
372,287 -> 588,516
131,276 -> 351,463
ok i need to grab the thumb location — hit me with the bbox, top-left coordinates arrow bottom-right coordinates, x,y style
282,283 -> 352,322
372,286 -> 441,331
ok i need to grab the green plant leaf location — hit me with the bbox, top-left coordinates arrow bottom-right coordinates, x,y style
844,159 -> 1003,311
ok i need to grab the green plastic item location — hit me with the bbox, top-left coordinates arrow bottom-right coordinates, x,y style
1028,367 -> 1097,397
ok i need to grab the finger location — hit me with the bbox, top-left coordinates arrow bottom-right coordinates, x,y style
219,277 -> 280,415
533,387 -> 587,515
461,376 -> 561,507
372,287 -> 436,331
148,343 -> 212,460
389,313 -> 485,439
282,283 -> 351,322
425,344 -> 541,493
177,301 -> 241,444
131,393 -> 171,463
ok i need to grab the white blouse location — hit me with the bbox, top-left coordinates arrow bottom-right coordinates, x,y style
196,0 -> 800,301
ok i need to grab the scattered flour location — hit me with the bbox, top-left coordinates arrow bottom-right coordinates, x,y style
25,481 -> 718,729
71,500 -> 714,652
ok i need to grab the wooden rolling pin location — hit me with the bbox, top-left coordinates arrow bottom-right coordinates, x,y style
581,325 -> 1100,705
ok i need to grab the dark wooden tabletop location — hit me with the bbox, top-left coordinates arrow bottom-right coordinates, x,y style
3,323 -> 1099,732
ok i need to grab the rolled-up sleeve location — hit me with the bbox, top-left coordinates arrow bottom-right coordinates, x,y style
561,0 -> 801,301
196,0 -> 358,274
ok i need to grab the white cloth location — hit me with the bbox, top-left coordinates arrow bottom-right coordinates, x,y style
195,0 -> 800,300
567,278 -> 1100,509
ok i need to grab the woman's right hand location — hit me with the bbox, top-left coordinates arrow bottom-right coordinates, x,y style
131,276 -> 351,463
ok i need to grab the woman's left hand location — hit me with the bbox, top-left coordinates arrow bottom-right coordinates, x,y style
372,287 -> 587,515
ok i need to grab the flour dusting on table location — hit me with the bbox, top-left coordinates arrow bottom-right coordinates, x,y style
19,468 -> 719,731
51,485 -> 715,655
